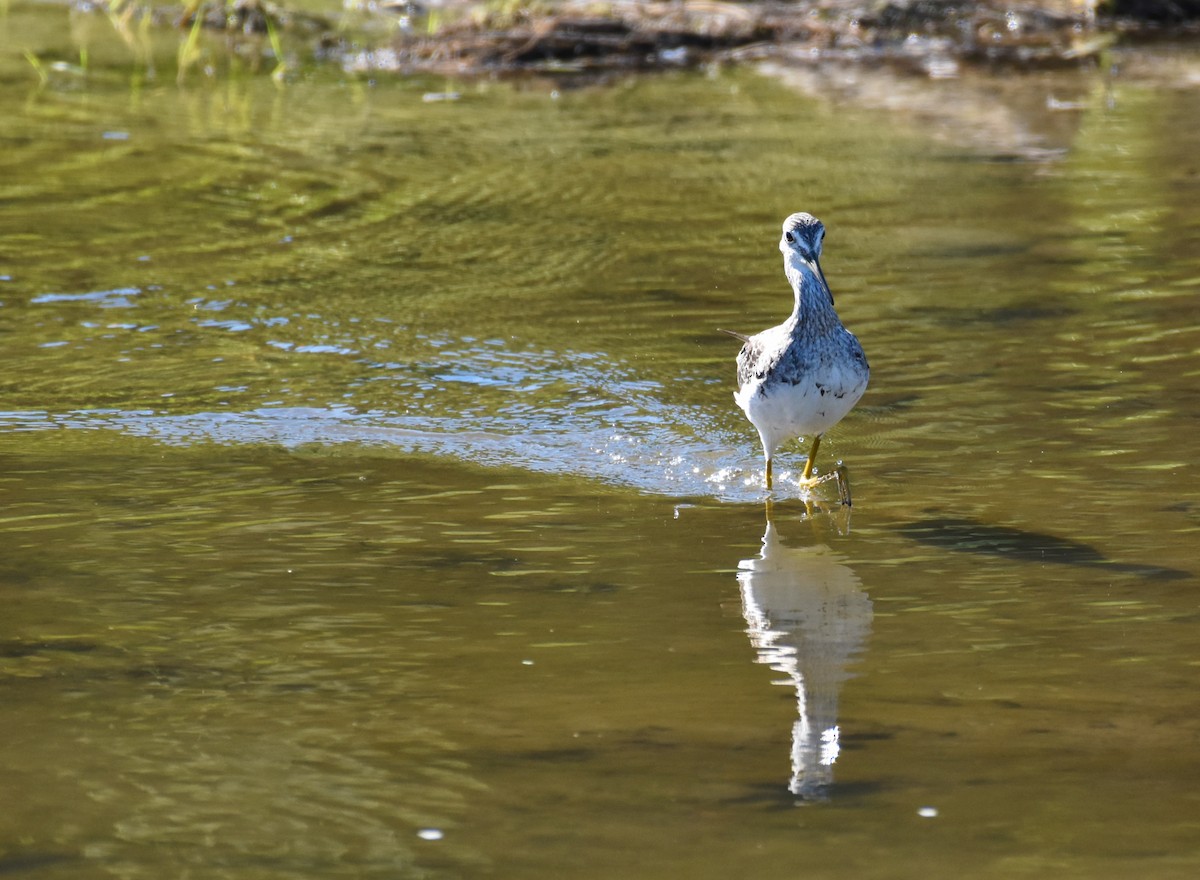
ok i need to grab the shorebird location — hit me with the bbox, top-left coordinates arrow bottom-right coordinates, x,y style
722,213 -> 869,495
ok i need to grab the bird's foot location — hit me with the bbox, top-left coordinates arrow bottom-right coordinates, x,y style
798,462 -> 852,506
833,462 -> 852,507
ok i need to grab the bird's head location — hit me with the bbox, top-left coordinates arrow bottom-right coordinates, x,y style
779,212 -> 825,262
779,212 -> 833,305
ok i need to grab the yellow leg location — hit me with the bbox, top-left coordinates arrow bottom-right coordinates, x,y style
801,435 -> 822,483
765,457 -> 773,491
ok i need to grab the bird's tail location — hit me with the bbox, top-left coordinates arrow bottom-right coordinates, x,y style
718,328 -> 750,343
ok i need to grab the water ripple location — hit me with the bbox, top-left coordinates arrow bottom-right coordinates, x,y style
0,402 -> 801,502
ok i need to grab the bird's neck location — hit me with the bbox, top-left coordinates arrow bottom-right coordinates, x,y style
785,260 -> 836,331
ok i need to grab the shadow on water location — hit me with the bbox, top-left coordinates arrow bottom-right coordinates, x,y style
897,517 -> 1193,582
735,503 -> 872,801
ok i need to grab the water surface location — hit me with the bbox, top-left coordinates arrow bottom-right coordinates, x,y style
2,7 -> 1200,879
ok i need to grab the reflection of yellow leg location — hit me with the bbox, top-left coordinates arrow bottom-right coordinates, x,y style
765,457 -> 773,491
801,435 -> 822,483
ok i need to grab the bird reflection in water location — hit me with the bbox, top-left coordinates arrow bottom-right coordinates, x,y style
736,506 -> 872,800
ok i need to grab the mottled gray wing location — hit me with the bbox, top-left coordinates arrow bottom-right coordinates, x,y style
735,336 -> 773,391
720,328 -> 758,392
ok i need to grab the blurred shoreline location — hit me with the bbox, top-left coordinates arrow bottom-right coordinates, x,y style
20,0 -> 1200,78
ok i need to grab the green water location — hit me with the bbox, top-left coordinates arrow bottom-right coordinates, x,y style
2,5 -> 1200,878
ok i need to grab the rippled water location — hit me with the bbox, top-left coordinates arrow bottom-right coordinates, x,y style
3,5 -> 1200,879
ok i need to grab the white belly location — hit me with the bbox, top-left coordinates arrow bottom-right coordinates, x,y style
735,362 -> 867,459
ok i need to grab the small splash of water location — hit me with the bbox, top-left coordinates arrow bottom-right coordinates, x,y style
0,401 -> 785,502
0,332 -> 851,503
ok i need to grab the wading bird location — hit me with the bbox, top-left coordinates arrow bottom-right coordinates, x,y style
722,213 -> 869,497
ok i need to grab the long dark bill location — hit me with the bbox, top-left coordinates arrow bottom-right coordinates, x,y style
812,257 -> 834,307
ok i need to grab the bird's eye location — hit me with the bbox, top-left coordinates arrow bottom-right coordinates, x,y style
785,232 -> 795,244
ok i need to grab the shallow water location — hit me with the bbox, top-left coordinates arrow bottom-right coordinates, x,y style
2,6 -> 1200,879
